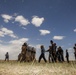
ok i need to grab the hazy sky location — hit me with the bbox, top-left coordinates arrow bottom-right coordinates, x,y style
0,0 -> 76,60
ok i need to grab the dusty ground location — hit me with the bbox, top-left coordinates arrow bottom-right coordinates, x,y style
0,60 -> 76,75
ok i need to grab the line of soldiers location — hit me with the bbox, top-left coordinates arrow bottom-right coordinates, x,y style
4,41 -> 76,63
38,40 -> 76,63
38,40 -> 64,63
18,43 -> 36,62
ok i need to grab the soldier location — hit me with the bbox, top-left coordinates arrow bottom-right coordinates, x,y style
5,52 -> 9,61
20,43 -> 27,62
53,43 -> 57,62
73,43 -> 76,61
31,47 -> 36,61
50,40 -> 57,62
65,49 -> 69,63
57,46 -> 64,62
46,46 -> 52,63
57,47 -> 61,62
25,46 -> 32,62
61,47 -> 64,62
38,45 -> 47,63
50,40 -> 54,62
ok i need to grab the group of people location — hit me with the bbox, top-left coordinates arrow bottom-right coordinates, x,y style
38,40 -> 76,63
18,43 -> 36,62
4,40 -> 76,63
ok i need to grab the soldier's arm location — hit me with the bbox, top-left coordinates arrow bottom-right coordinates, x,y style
45,49 -> 49,52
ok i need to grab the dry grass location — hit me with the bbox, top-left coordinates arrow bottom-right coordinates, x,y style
0,60 -> 76,75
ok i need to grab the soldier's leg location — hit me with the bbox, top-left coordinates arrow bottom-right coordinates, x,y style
18,54 -> 21,61
58,55 -> 61,62
62,55 -> 64,62
60,55 -> 62,62
54,54 -> 57,62
50,54 -> 53,62
66,57 -> 69,63
42,54 -> 47,62
52,54 -> 54,63
48,54 -> 51,63
38,54 -> 43,63
20,54 -> 24,62
20,57 -> 23,62
7,58 -> 8,61
75,54 -> 76,61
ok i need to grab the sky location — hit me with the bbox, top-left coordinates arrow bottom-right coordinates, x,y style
0,0 -> 76,60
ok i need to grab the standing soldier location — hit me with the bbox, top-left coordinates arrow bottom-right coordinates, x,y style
53,43 -> 57,62
20,43 -> 27,62
5,52 -> 9,61
46,46 -> 52,63
50,40 -> 54,62
57,47 -> 61,62
65,49 -> 69,63
38,45 -> 47,63
73,43 -> 76,61
31,47 -> 36,61
57,46 -> 64,62
50,40 -> 57,62
61,47 -> 64,62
